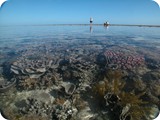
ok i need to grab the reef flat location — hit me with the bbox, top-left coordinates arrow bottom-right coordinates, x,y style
0,26 -> 160,120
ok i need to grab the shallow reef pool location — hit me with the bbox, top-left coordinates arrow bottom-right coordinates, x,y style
0,25 -> 160,120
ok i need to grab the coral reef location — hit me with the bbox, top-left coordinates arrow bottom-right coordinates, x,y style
117,92 -> 148,120
11,57 -> 53,78
2,107 -> 49,120
52,100 -> 78,120
133,79 -> 146,92
0,33 -> 159,120
94,70 -> 125,97
18,97 -> 53,118
137,47 -> 160,69
18,78 -> 38,90
149,81 -> 160,97
0,76 -> 16,93
14,66 -> 61,90
93,70 -> 155,120
103,47 -> 145,70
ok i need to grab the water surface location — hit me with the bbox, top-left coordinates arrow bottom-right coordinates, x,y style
0,25 -> 160,120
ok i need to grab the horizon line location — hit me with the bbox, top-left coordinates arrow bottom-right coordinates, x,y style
0,24 -> 160,27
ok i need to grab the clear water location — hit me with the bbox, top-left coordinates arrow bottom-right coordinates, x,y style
0,25 -> 160,120
1,25 -> 160,48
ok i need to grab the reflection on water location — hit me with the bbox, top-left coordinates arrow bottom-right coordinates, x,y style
0,25 -> 160,120
90,25 -> 93,33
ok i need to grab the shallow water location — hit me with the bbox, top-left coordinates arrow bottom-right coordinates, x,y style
0,25 -> 160,120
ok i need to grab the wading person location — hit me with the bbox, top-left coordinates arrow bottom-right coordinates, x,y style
90,17 -> 93,24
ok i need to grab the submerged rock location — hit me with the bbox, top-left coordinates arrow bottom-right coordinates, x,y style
61,82 -> 76,95
76,107 -> 95,120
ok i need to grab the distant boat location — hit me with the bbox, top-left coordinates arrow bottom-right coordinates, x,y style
104,21 -> 109,26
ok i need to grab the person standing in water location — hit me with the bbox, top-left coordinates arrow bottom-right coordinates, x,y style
90,17 -> 93,24
90,17 -> 93,33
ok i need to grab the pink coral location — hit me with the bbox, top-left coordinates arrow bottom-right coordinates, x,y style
104,49 -> 145,70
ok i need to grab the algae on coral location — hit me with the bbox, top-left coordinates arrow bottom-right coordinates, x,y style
93,69 -> 152,120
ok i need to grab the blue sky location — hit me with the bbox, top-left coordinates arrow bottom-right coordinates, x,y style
0,0 -> 160,25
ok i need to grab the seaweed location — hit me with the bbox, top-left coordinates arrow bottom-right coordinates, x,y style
93,69 -> 151,120
54,98 -> 66,105
118,91 -> 149,120
93,79 -> 109,97
105,69 -> 123,81
94,70 -> 125,96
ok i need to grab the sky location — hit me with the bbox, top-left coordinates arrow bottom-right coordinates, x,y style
0,0 -> 160,25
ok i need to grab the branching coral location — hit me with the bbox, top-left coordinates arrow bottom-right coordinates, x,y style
19,78 -> 38,90
40,72 -> 58,88
104,49 -> 145,70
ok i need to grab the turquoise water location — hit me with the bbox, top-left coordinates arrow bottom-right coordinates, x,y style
0,25 -> 160,120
